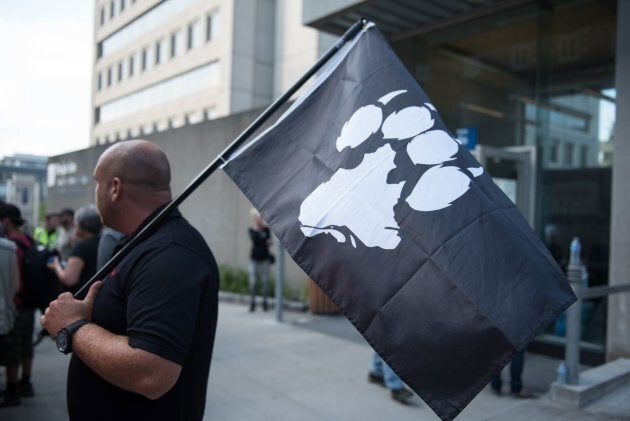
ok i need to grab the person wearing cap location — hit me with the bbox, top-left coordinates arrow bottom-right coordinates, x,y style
0,203 -> 37,407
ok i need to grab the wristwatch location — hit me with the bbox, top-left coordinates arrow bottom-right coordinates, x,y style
56,319 -> 89,354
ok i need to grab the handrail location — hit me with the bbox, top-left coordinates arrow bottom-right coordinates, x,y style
577,283 -> 630,300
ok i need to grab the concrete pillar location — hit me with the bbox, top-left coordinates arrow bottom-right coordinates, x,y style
606,0 -> 630,361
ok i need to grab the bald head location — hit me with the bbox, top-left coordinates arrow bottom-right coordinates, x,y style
94,140 -> 172,233
98,140 -> 171,193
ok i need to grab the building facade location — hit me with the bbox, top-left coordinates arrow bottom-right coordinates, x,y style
303,0 -> 627,363
0,154 -> 47,229
47,0 -> 627,361
91,0 -> 335,145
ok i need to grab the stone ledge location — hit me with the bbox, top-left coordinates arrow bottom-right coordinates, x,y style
550,358 -> 630,408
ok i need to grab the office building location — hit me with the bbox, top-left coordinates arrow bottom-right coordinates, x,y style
91,0 -> 334,145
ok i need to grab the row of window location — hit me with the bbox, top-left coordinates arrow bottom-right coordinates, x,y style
96,62 -> 219,124
549,140 -> 590,167
99,0 -> 204,57
94,107 -> 218,145
97,14 -> 218,91
99,0 -> 137,27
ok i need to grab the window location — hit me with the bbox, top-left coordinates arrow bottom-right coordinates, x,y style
187,21 -> 201,50
97,71 -> 103,91
107,66 -> 112,87
564,142 -> 574,167
100,62 -> 220,123
100,0 -> 202,58
155,39 -> 162,65
145,47 -> 153,70
206,14 -> 213,41
187,23 -> 194,50
118,61 -> 124,82
109,1 -> 115,19
206,13 -> 219,41
170,32 -> 178,58
120,0 -> 126,12
100,7 -> 106,26
205,108 -> 217,120
128,54 -> 134,77
581,145 -> 589,167
20,187 -> 29,205
141,47 -> 148,71
549,139 -> 559,163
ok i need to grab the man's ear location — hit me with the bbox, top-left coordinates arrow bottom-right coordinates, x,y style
110,177 -> 122,201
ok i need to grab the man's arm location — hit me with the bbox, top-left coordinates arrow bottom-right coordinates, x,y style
41,282 -> 182,400
49,256 -> 84,288
72,323 -> 182,399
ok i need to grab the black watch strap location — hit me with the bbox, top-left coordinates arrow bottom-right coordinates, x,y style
57,319 -> 89,355
65,319 -> 89,335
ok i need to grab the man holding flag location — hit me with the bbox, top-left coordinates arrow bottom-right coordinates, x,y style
41,140 -> 219,420
39,20 -> 574,421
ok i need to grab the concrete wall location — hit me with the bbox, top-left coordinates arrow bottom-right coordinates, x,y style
48,108 -> 309,290
606,0 -> 630,361
230,0 -> 275,113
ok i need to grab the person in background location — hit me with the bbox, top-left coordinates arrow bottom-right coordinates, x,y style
33,213 -> 60,251
248,208 -> 273,312
544,224 -> 564,269
490,350 -> 537,398
41,139 -> 219,420
0,222 -> 20,407
48,206 -> 102,295
56,208 -> 75,261
0,203 -> 37,406
367,351 -> 414,404
96,226 -> 124,270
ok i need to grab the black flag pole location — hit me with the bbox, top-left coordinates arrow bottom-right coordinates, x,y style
72,19 -> 367,300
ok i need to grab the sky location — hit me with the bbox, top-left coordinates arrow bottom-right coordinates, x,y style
0,0 -> 94,159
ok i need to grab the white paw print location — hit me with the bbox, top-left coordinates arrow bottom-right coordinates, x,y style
299,90 -> 483,250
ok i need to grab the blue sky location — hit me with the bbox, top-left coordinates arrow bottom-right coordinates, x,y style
0,0 -> 94,159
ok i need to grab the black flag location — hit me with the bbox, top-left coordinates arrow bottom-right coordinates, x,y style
223,23 -> 575,421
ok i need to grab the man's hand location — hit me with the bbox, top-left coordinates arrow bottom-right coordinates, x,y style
41,281 -> 102,334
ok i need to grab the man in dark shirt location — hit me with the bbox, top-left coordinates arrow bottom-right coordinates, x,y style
41,140 -> 219,420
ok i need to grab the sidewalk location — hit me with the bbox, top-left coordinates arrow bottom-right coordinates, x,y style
2,301 -> 629,420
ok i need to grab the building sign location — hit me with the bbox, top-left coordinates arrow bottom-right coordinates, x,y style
456,127 -> 478,150
47,161 -> 89,188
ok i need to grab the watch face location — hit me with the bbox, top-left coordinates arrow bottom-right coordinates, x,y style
56,331 -> 69,353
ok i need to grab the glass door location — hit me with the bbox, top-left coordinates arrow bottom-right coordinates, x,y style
473,145 -> 536,227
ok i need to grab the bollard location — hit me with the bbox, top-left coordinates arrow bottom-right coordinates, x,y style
565,237 -> 585,385
275,241 -> 285,322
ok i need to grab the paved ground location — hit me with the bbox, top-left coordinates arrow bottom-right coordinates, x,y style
1,301 -> 629,420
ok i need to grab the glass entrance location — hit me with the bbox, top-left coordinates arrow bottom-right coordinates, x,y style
391,0 -> 617,361
474,146 -> 535,226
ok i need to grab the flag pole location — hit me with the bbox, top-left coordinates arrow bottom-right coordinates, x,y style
73,19 -> 367,299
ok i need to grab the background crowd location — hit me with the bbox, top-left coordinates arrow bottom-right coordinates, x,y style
0,200 -> 121,408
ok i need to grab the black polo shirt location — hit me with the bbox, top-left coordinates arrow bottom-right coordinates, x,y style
67,208 -> 219,420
